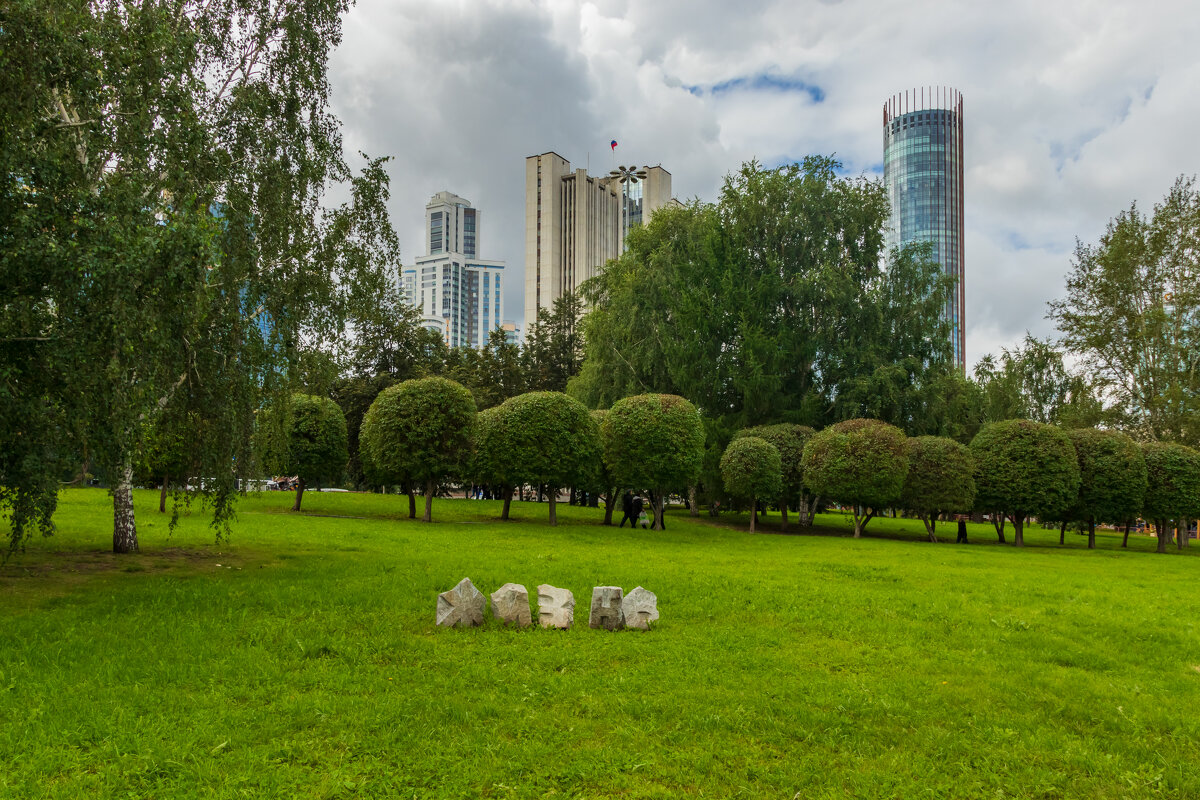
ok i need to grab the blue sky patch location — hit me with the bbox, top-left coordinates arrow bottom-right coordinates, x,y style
686,74 -> 825,103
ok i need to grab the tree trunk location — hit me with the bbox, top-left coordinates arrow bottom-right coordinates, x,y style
1156,520 -> 1169,553
653,491 -> 665,531
923,515 -> 937,543
407,486 -> 417,519
603,489 -> 615,526
548,489 -> 557,526
159,471 -> 169,513
112,461 -> 139,554
1009,513 -> 1025,547
780,503 -> 790,533
689,486 -> 699,517
293,478 -> 305,512
1059,521 -> 1066,545
501,487 -> 513,520
852,506 -> 874,538
992,515 -> 1006,544
423,481 -> 434,522
749,497 -> 756,533
1122,519 -> 1131,548
1087,518 -> 1096,549
1179,518 -> 1188,550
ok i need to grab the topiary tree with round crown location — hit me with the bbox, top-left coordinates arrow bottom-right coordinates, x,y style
359,377 -> 476,522
602,394 -> 706,530
271,394 -> 348,512
1141,441 -> 1200,553
802,418 -> 909,538
970,419 -> 1080,547
1064,428 -> 1148,549
720,436 -> 782,533
498,391 -> 599,526
734,423 -> 816,531
900,436 -> 976,542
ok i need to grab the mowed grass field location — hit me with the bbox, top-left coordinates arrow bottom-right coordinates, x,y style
3,489 -> 1200,799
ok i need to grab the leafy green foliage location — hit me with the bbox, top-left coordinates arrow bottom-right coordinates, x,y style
1,0 -> 399,550
358,377 -> 476,521
524,293 -> 585,393
275,395 -> 349,488
900,436 -> 976,539
802,419 -> 909,536
972,336 -> 1102,428
1065,429 -> 1147,526
602,394 -> 705,498
494,392 -> 598,524
1140,442 -> 1200,525
734,424 -> 813,503
575,159 -> 957,435
1050,178 -> 1200,447
970,420 -> 1081,546
720,437 -> 783,526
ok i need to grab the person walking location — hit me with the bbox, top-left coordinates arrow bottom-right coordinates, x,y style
632,494 -> 647,529
619,490 -> 636,528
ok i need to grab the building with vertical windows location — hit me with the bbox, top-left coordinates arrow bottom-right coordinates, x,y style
524,152 -> 672,327
402,191 -> 505,349
883,87 -> 966,369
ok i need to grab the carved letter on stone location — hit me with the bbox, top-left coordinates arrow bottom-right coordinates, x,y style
589,586 -> 625,631
622,586 -> 658,631
436,577 -> 486,628
537,584 -> 575,629
490,582 -> 532,627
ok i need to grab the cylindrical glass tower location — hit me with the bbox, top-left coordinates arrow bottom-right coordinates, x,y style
883,87 -> 965,370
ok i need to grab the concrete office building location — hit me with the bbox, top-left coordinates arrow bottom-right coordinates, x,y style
883,87 -> 966,369
403,191 -> 506,349
524,152 -> 672,326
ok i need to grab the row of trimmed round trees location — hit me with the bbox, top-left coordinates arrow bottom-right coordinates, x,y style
720,416 -> 1200,549
355,378 -> 706,527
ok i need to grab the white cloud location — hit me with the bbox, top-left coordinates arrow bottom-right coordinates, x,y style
330,0 -> 1200,368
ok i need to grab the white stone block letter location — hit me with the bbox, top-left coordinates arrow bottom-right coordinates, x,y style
537,584 -> 574,629
436,577 -> 486,628
490,582 -> 532,627
589,585 -> 625,631
622,586 -> 658,631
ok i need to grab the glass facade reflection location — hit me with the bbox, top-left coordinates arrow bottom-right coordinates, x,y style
883,87 -> 965,369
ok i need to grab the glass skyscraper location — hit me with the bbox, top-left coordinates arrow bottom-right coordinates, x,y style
883,87 -> 965,369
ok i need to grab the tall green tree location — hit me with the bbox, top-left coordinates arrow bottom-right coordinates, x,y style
574,158 -> 955,435
1049,178 -> 1200,447
1,0 -> 396,552
972,335 -> 1102,428
525,293 -> 585,393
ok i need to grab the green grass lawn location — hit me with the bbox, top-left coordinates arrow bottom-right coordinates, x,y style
3,488 -> 1200,799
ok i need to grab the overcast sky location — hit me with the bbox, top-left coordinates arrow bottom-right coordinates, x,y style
329,0 -> 1200,370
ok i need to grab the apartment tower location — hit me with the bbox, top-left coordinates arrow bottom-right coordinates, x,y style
403,191 -> 505,348
524,152 -> 672,326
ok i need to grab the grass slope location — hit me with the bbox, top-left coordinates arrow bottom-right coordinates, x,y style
2,488 -> 1199,799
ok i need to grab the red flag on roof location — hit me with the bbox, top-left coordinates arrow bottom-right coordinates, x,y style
610,139 -> 618,151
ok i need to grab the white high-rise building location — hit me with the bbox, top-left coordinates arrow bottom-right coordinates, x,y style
402,191 -> 505,349
523,152 -> 673,326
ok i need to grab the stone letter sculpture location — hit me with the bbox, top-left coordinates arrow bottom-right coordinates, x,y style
537,584 -> 574,629
621,586 -> 659,631
436,577 -> 486,627
490,582 -> 532,627
589,586 -> 625,630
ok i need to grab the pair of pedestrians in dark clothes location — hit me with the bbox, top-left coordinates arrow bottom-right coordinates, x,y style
618,491 -> 663,529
